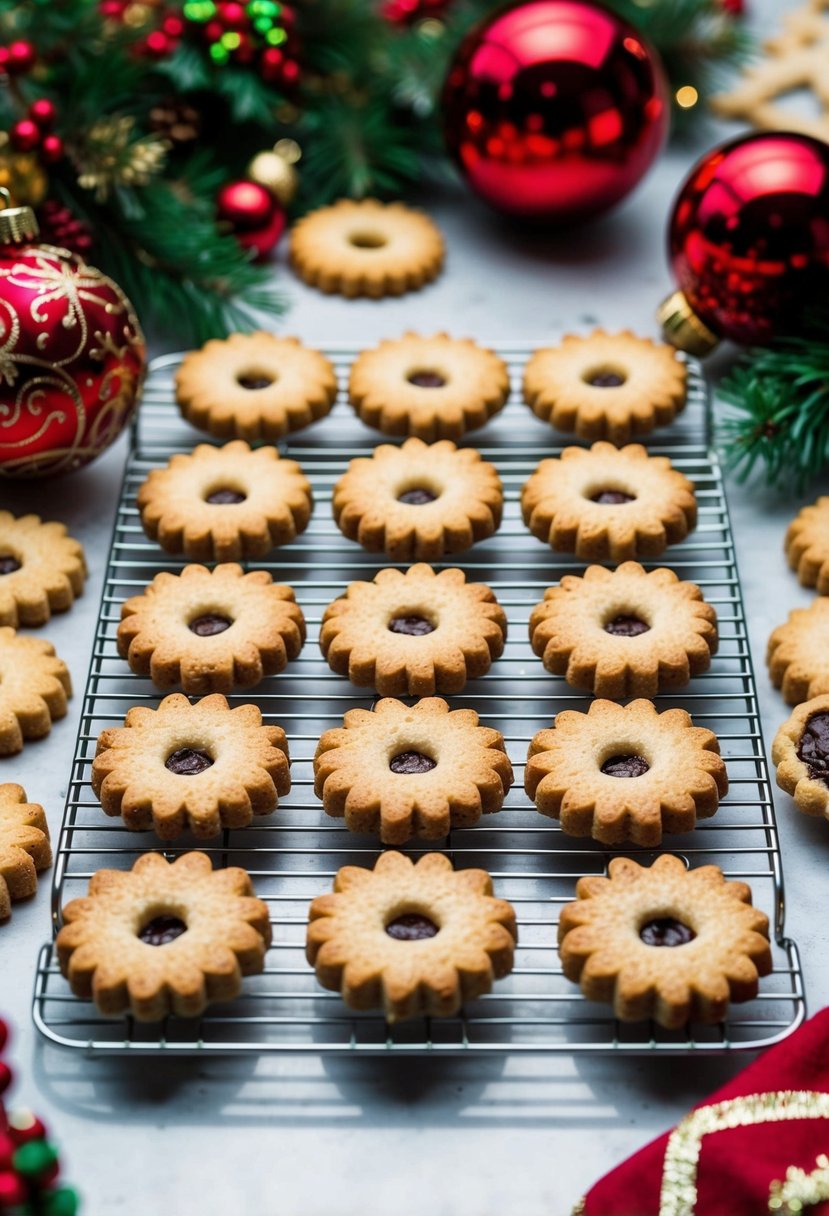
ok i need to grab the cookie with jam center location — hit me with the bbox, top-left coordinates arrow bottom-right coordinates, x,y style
772,692 -> 829,820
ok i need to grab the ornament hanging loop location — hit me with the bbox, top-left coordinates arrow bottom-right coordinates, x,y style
0,186 -> 38,244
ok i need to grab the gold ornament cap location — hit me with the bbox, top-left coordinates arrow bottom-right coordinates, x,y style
0,187 -> 39,244
657,290 -> 720,357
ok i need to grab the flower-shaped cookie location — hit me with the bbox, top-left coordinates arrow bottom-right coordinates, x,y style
56,851 -> 271,1020
314,697 -> 514,843
348,334 -> 509,441
0,511 -> 86,627
521,443 -> 697,563
307,850 -> 517,1022
529,562 -> 718,699
772,693 -> 829,820
137,441 -> 312,562
558,854 -> 772,1028
0,627 -> 72,755
175,333 -> 337,442
523,330 -> 687,445
786,496 -> 829,594
290,199 -> 444,297
767,599 -> 829,704
332,438 -> 503,561
319,564 -> 507,695
91,692 -> 290,840
525,699 -> 727,846
0,784 -> 52,922
117,564 -> 306,695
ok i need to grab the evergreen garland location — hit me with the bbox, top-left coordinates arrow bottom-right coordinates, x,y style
0,0 -> 746,342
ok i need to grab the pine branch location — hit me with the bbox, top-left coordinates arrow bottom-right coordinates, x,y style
719,324 -> 829,492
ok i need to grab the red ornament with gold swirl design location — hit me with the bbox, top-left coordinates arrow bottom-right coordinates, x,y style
0,197 -> 145,479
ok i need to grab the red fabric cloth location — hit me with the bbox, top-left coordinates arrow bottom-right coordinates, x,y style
582,1009 -> 829,1215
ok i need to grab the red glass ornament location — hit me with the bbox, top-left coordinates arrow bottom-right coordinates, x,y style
665,131 -> 829,349
6,40 -> 36,75
216,180 -> 285,260
28,99 -> 56,131
0,239 -> 146,478
9,119 -> 40,153
442,0 -> 668,224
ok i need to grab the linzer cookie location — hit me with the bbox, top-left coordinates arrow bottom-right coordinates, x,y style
314,697 -> 514,844
558,854 -> 772,1028
523,330 -> 687,445
772,693 -> 829,820
0,784 -> 52,923
306,850 -> 517,1022
319,564 -> 507,696
91,692 -> 290,840
290,199 -> 444,297
785,496 -> 829,593
332,438 -> 503,561
175,333 -> 337,442
348,334 -> 509,441
767,599 -> 829,704
521,443 -> 697,563
56,851 -> 271,1021
0,511 -> 86,628
528,562 -> 718,699
137,441 -> 312,562
525,699 -> 727,847
118,564 -> 306,694
0,627 -> 71,755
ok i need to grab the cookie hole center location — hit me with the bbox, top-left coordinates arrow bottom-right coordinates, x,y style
348,230 -> 387,249
604,614 -> 650,637
385,912 -> 439,941
590,489 -> 636,505
388,614 -> 436,636
639,917 -> 696,948
398,486 -> 438,505
204,486 -> 246,505
236,371 -> 275,391
583,366 -> 627,388
138,914 -> 188,947
797,710 -> 829,785
407,369 -> 446,389
389,750 -> 437,775
165,747 -> 214,776
0,554 -> 21,575
189,613 -> 232,637
601,753 -> 650,778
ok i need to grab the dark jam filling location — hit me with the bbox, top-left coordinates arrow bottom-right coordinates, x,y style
0,555 -> 21,575
797,710 -> 829,785
604,615 -> 650,637
389,751 -> 437,775
189,614 -> 232,637
388,616 -> 435,636
407,371 -> 446,388
591,490 -> 635,505
205,488 -> 246,505
385,913 -> 439,941
639,918 -> 696,948
236,375 -> 273,390
586,371 -> 626,388
139,915 -> 188,947
398,488 -> 438,505
348,232 -> 386,249
601,754 -> 650,778
165,748 -> 213,776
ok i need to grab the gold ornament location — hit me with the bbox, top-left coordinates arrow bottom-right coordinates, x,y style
0,139 -> 48,208
247,140 -> 301,206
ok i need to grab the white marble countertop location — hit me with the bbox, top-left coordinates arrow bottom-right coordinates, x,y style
3,5 -> 828,1210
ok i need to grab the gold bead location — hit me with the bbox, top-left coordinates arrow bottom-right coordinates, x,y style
247,151 -> 299,206
274,138 -> 301,165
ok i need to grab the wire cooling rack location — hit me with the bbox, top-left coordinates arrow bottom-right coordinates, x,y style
32,345 -> 805,1055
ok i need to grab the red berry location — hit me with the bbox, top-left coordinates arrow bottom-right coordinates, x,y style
0,1062 -> 13,1095
7,40 -> 36,74
0,1170 -> 26,1206
0,48 -> 9,71
162,14 -> 184,37
10,118 -> 41,151
144,30 -> 170,56
281,59 -> 300,85
28,98 -> 57,130
39,134 -> 64,164
205,20 -> 224,41
220,1 -> 246,26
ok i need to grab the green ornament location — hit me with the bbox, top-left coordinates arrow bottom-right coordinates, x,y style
13,1140 -> 59,1179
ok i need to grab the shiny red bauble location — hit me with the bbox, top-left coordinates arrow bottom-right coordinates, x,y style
442,0 -> 669,223
216,179 -> 285,261
0,242 -> 146,478
666,131 -> 829,348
